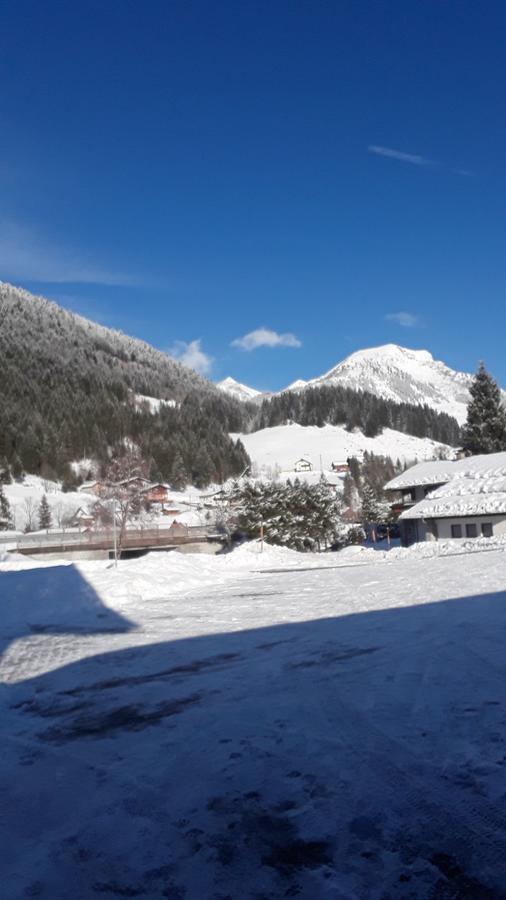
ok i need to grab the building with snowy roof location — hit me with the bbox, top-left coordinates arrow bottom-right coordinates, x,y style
294,458 -> 313,472
385,452 -> 506,545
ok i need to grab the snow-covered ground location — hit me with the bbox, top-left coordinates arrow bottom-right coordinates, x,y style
2,475 -> 96,533
232,422 -> 451,476
2,541 -> 506,898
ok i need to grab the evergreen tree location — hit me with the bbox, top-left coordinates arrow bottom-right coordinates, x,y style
38,494 -> 52,530
0,457 -> 11,484
233,479 -> 346,552
169,452 -> 189,490
0,484 -> 13,530
360,483 -> 381,526
10,453 -> 24,480
346,456 -> 361,485
462,362 -> 506,454
192,447 -> 214,489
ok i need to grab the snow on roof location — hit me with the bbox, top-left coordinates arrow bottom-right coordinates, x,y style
400,472 -> 506,519
385,460 -> 457,489
386,451 -> 506,490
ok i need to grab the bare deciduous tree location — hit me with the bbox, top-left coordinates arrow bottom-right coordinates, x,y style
23,496 -> 38,533
102,449 -> 150,558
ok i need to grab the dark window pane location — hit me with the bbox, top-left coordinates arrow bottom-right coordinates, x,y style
481,523 -> 493,537
451,524 -> 462,538
465,523 -> 478,538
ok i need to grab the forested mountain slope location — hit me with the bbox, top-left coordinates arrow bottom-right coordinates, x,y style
0,282 -> 250,485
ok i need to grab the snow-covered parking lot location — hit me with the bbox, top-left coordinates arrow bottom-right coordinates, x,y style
2,543 -> 506,899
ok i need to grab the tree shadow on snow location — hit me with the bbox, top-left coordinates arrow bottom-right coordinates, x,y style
2,576 -> 506,899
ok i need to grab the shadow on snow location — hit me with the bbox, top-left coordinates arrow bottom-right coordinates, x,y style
2,565 -> 506,899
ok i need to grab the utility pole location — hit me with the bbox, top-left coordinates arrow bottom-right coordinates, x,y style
260,519 -> 264,552
111,498 -> 118,567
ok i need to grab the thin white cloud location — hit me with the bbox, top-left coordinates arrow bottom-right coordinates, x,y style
369,145 -> 473,176
169,339 -> 213,375
368,145 -> 434,167
0,219 -> 134,286
231,327 -> 302,351
385,311 -> 420,328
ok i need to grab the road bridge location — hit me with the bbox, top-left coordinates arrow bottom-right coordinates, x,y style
8,525 -> 228,559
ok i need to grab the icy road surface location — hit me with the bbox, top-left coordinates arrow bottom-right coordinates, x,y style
2,544 -> 506,899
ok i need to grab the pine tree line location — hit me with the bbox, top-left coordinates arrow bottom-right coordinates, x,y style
252,384 -> 461,445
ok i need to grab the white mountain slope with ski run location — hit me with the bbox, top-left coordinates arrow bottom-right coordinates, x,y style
232,422 -> 451,474
218,344 -> 482,424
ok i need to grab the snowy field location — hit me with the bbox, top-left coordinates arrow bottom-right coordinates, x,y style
2,542 -> 506,898
232,423 -> 451,476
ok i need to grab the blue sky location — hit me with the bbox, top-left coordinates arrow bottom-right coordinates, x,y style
1,0 -> 506,390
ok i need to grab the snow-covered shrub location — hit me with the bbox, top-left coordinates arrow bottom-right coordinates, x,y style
231,478 -> 347,552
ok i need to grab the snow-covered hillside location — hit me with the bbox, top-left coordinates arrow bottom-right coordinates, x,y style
216,377 -> 264,403
232,422 -> 451,474
3,543 -> 506,896
307,344 -> 473,424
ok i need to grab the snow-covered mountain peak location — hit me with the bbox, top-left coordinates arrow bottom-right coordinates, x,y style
308,344 -> 473,424
324,343 -> 435,371
216,377 -> 263,402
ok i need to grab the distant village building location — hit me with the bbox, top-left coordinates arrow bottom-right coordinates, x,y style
70,507 -> 96,530
321,477 -> 341,493
79,477 -> 164,505
294,458 -> 313,472
168,520 -> 187,536
385,452 -> 506,546
78,481 -> 106,497
117,476 -> 151,495
140,483 -> 170,505
331,462 -> 349,474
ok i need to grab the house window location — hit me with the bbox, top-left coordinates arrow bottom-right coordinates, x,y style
465,523 -> 478,538
451,524 -> 462,538
481,522 -> 493,538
